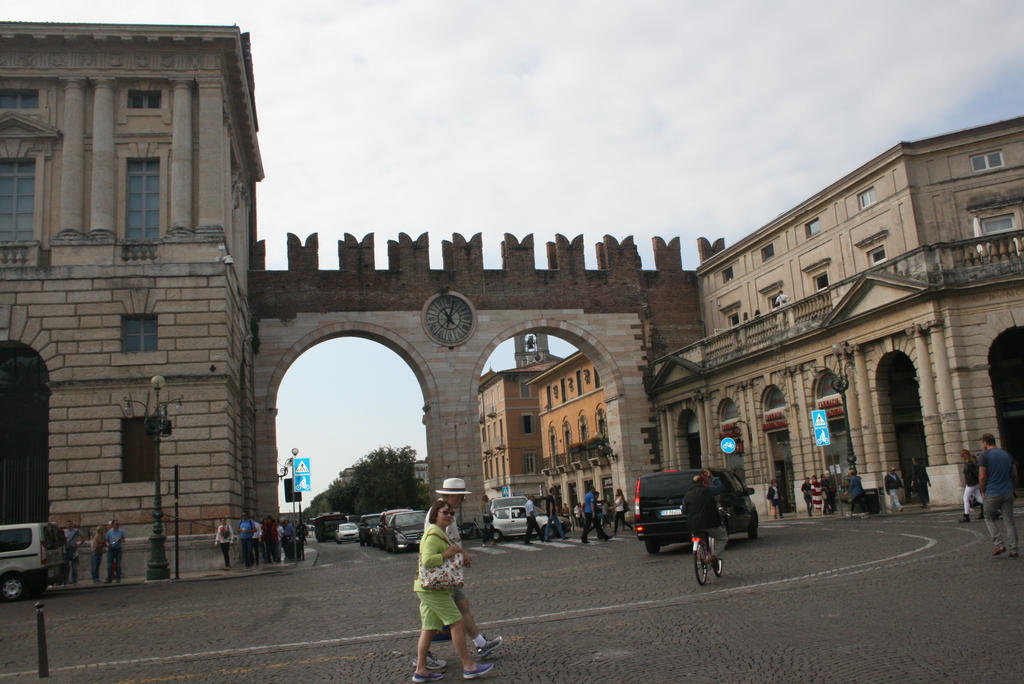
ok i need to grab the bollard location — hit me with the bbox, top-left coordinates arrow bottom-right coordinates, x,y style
35,601 -> 49,678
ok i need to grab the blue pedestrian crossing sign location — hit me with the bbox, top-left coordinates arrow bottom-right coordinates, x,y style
294,458 -> 312,491
720,437 -> 737,454
811,410 -> 831,446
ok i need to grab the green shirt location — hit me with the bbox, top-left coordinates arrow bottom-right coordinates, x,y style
413,523 -> 451,593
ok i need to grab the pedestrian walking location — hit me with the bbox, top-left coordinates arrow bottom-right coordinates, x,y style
613,488 -> 633,533
420,478 -> 503,663
884,468 -> 904,512
911,458 -> 931,508
581,486 -> 610,543
543,488 -> 566,541
523,494 -> 543,544
959,449 -> 984,523
412,498 -> 494,682
821,473 -> 837,514
105,520 -> 125,583
62,520 -> 82,586
215,518 -> 233,568
767,479 -> 783,519
846,470 -> 867,514
90,525 -> 106,583
978,433 -> 1018,558
801,478 -> 813,517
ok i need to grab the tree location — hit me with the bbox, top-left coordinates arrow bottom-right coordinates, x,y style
350,445 -> 430,513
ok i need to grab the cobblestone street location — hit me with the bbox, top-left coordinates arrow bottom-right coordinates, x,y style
1,507 -> 1021,683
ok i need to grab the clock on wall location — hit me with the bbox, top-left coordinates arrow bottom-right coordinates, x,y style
423,293 -> 475,345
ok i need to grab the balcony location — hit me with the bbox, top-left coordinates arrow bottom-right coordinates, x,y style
671,231 -> 1023,372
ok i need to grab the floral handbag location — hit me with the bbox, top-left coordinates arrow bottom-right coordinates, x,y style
419,530 -> 465,590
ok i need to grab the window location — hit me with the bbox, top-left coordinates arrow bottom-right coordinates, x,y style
857,187 -> 876,210
805,218 -> 821,237
0,89 -> 38,108
814,273 -> 830,291
523,450 -> 538,474
981,214 -> 1016,235
579,416 -> 589,442
0,528 -> 31,552
0,161 -> 34,241
970,151 -> 1003,172
519,380 -> 530,398
563,421 -> 573,448
128,90 -> 161,109
126,159 -> 160,238
868,245 -> 886,264
123,316 -> 158,352
721,266 -> 734,282
121,417 -> 155,483
727,312 -> 740,327
596,409 -> 607,436
549,428 -> 557,456
522,414 -> 535,435
761,243 -> 775,261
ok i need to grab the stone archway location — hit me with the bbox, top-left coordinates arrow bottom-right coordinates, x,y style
0,345 -> 50,524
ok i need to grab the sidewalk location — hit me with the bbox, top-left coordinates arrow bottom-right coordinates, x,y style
52,547 -> 319,591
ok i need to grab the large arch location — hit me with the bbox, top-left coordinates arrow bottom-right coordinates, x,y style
988,326 -> 1024,476
0,344 -> 50,524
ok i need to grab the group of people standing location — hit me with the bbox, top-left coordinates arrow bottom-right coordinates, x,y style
61,519 -> 125,585
232,513 -> 304,569
795,474 -> 840,517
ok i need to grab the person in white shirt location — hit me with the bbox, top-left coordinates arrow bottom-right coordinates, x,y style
774,290 -> 790,307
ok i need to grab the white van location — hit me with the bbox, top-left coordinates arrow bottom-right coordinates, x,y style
0,522 -> 65,601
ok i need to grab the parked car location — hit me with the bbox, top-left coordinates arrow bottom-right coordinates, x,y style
634,468 -> 758,554
383,510 -> 426,552
1,522 -> 65,602
374,509 -> 413,549
487,496 -> 528,514
490,506 -> 549,542
334,522 -> 359,544
357,514 -> 380,547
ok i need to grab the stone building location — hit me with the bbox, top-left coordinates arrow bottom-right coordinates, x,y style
0,23 -> 263,534
532,351 -> 616,509
649,117 -> 1024,514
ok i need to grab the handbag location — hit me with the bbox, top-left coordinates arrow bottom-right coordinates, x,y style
419,529 -> 464,590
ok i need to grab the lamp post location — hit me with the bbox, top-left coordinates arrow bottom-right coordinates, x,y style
831,342 -> 858,514
291,447 -> 301,560
121,375 -> 181,581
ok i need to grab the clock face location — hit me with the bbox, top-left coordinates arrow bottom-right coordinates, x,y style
424,294 -> 474,345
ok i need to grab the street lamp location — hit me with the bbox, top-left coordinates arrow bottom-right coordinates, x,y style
831,342 -> 858,514
121,375 -> 181,581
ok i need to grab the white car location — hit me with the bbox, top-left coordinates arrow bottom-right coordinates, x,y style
490,506 -> 549,542
334,522 -> 359,544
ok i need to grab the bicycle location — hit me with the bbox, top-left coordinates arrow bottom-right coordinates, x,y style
691,531 -> 723,585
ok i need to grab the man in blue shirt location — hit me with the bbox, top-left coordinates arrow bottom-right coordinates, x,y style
978,433 -> 1018,558
580,486 -> 609,543
847,470 -> 866,515
238,512 -> 256,568
105,520 -> 125,583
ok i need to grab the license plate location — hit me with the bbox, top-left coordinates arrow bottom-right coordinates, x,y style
659,509 -> 682,517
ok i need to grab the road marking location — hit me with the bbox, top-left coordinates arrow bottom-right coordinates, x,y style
0,527 -> 958,679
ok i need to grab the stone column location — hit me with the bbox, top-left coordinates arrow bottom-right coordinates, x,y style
197,79 -> 225,232
59,78 -> 86,233
854,345 -> 879,472
794,364 -> 821,475
170,79 -> 194,231
913,324 -> 945,463
695,390 -> 713,468
784,366 -> 808,478
89,78 -> 116,234
928,322 -> 960,463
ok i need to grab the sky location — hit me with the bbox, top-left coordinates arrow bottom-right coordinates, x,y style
8,1 -> 1024,505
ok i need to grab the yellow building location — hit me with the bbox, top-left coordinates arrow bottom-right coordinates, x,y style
530,352 -> 616,509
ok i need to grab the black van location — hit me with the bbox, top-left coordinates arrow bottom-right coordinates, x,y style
633,469 -> 758,554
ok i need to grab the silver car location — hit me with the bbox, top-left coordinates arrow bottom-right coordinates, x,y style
333,522 -> 359,544
490,506 -> 549,542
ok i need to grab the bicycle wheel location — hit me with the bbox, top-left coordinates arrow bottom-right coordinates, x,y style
694,547 -> 708,585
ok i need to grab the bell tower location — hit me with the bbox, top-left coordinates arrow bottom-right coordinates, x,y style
514,332 -> 552,367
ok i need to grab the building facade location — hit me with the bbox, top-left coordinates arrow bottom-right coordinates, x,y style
0,23 -> 263,534
531,352 -> 619,509
649,117 -> 1024,513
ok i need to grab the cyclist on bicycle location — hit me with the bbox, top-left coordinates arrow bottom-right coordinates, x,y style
683,474 -> 728,562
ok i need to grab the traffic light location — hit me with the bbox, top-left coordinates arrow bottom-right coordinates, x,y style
284,478 -> 302,503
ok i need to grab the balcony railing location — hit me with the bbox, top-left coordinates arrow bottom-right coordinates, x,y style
674,231 -> 1023,371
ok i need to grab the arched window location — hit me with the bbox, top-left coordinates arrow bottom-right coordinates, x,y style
549,427 -> 558,456
596,408 -> 607,436
719,398 -> 740,423
578,415 -> 590,442
563,420 -> 573,448
764,386 -> 786,410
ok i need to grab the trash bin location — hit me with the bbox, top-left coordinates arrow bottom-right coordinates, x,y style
864,488 -> 881,514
